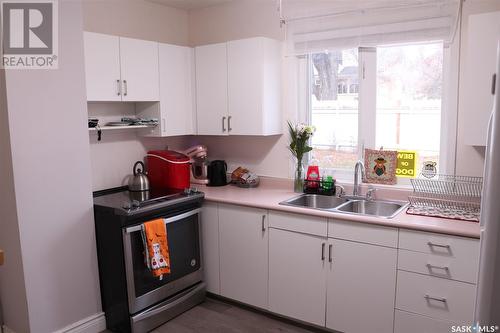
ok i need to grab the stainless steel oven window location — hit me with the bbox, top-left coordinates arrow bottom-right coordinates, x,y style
122,208 -> 203,314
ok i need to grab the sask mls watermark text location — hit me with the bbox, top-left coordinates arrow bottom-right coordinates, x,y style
1,0 -> 58,69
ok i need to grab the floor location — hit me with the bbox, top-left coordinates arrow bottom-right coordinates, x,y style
102,298 -> 319,333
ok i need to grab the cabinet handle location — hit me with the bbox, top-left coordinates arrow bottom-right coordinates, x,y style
427,242 -> 450,249
426,263 -> 450,271
261,215 -> 266,231
228,116 -> 232,132
117,79 -> 121,96
222,117 -> 226,132
321,243 -> 325,261
424,294 -> 447,303
328,244 -> 332,262
123,80 -> 128,96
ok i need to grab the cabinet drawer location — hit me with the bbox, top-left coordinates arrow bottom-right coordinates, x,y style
398,249 -> 478,284
394,310 -> 453,333
399,229 -> 479,259
269,211 -> 327,237
328,219 -> 398,247
396,270 -> 476,323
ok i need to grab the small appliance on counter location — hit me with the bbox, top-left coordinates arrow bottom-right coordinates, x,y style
184,145 -> 209,185
147,150 -> 190,190
207,160 -> 228,186
129,161 -> 150,192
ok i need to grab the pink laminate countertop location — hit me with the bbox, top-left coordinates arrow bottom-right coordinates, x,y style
194,178 -> 480,239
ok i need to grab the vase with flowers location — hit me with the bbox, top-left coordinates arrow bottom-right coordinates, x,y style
287,121 -> 315,193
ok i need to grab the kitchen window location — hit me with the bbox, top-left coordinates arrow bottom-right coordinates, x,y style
305,42 -> 446,182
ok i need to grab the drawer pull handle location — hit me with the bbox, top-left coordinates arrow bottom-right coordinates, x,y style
426,263 -> 450,271
261,215 -> 266,231
427,242 -> 450,249
424,294 -> 447,303
321,243 -> 325,261
328,244 -> 333,263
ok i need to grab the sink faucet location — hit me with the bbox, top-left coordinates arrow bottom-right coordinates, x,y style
353,161 -> 365,196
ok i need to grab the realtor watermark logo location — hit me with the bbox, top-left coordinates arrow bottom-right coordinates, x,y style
1,0 -> 58,69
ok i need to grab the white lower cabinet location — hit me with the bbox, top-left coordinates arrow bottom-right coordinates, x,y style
326,238 -> 397,333
200,203 -> 480,333
396,270 -> 476,323
200,202 -> 220,294
219,204 -> 268,309
268,228 -> 327,326
394,310 -> 453,333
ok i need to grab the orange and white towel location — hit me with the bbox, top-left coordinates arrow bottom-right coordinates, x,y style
141,219 -> 171,278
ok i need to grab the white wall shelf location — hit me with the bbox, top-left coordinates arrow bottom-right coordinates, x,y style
88,124 -> 157,132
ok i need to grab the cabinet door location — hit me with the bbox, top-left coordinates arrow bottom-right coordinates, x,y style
227,38 -> 263,135
269,228 -> 327,326
200,202 -> 220,294
326,238 -> 397,333
158,43 -> 195,136
461,11 -> 500,145
219,204 -> 268,308
119,37 -> 160,102
195,43 -> 229,135
83,32 -> 121,101
227,37 -> 282,135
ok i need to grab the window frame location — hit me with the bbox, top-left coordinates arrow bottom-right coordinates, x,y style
299,41 -> 458,186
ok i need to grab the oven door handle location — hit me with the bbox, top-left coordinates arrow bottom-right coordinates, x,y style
125,208 -> 201,233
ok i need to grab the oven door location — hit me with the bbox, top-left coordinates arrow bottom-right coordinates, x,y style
122,208 -> 203,314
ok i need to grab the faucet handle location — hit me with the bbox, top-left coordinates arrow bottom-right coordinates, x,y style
335,184 -> 345,197
366,186 -> 377,200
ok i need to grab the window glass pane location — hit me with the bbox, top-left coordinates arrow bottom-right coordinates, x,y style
376,43 -> 443,175
310,49 -> 359,170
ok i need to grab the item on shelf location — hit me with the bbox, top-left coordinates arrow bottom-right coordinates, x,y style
128,161 -> 150,192
305,165 -> 320,189
364,148 -> 397,185
183,145 -> 209,185
147,150 -> 191,190
121,117 -> 159,126
231,166 -> 260,188
407,174 -> 483,222
88,118 -> 99,128
208,160 -> 228,187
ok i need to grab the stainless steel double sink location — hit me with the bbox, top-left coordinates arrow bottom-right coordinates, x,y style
280,194 -> 408,219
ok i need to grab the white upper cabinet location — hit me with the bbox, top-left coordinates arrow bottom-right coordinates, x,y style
83,32 -> 159,102
227,37 -> 282,135
461,11 -> 500,146
83,32 -> 121,102
119,37 -> 160,102
195,42 -> 229,135
195,37 -> 282,136
157,43 -> 195,136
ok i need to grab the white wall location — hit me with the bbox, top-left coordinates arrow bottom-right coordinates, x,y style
0,68 -> 30,333
82,0 -> 189,46
2,1 -> 101,332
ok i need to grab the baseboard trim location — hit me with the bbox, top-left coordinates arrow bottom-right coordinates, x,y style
2,325 -> 16,333
53,312 -> 106,333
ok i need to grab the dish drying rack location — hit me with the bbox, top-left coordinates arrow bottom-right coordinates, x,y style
407,175 -> 483,222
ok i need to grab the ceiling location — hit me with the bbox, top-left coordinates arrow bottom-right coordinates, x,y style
147,0 -> 235,10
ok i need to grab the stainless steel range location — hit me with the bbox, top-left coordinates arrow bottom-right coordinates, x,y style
93,187 -> 206,333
